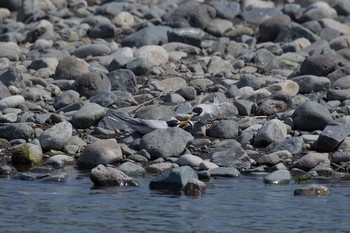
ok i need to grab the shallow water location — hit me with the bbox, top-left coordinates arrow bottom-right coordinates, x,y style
1,168 -> 350,233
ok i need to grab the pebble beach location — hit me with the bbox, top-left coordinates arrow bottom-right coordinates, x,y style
0,0 -> 350,197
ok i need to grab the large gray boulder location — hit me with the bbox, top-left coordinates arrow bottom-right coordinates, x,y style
149,166 -> 198,191
39,121 -> 73,151
210,139 -> 251,170
77,139 -> 123,169
71,72 -> 111,99
140,127 -> 194,159
90,164 -> 138,187
292,101 -> 332,131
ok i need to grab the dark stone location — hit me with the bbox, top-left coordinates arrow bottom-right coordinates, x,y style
70,72 -> 111,99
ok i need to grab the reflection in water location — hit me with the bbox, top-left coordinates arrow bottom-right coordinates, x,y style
1,174 -> 350,232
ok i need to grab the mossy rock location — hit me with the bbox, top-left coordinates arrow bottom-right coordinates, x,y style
11,143 -> 43,166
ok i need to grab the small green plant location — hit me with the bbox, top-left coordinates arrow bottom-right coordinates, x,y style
294,174 -> 315,184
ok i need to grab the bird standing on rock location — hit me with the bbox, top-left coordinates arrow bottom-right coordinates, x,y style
108,114 -> 193,135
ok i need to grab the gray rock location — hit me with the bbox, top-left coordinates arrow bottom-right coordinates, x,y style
234,99 -> 253,116
208,167 -> 241,177
44,154 -> 75,169
0,165 -> 16,176
54,56 -> 90,81
11,143 -> 43,166
81,15 -> 110,27
176,154 -> 203,168
146,162 -> 174,174
39,121 -> 73,151
117,161 -> 146,177
162,4 -> 216,29
0,0 -> 21,11
0,68 -> 25,88
327,89 -> 350,101
236,74 -> 266,90
176,86 -> 197,100
25,19 -> 56,43
315,123 -> 350,152
149,166 -> 198,191
330,151 -> 350,164
163,93 -> 185,103
207,120 -> 239,139
332,75 -> 350,89
254,119 -> 287,147
256,99 -> 287,116
0,113 -> 17,123
207,56 -> 233,75
113,91 -> 138,107
108,47 -> 134,70
266,136 -> 304,155
241,8 -> 282,25
135,45 -> 169,66
0,42 -> 21,61
113,11 -> 134,27
71,103 -> 106,129
275,22 -> 320,43
108,69 -> 138,94
293,152 -> 330,171
71,72 -> 111,99
28,57 -> 58,73
253,48 -> 279,70
90,91 -> 118,107
291,75 -> 331,93
184,178 -> 206,196
257,153 -> 281,166
16,0 -> 45,22
126,57 -> 153,76
167,28 -> 205,47
292,101 -> 332,131
263,170 -> 291,184
0,81 -> 11,99
294,184 -> 330,196
89,23 -> 116,39
39,173 -> 68,183
90,164 -> 138,187
333,0 -> 350,16
95,1 -> 130,16
210,139 -> 251,170
53,90 -> 80,110
329,35 -> 350,51
74,43 -> 112,58
122,25 -> 171,47
20,87 -> 52,102
258,14 -> 291,42
299,2 -> 337,23
140,127 -> 194,159
0,123 -> 34,141
0,95 -> 25,110
299,51 -> 338,77
210,1 -> 240,20
153,77 -> 187,92
77,139 -> 123,169
319,18 -> 350,36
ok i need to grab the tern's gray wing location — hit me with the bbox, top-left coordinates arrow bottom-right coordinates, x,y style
108,115 -> 168,134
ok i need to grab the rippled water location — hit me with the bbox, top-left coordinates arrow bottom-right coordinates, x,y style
1,167 -> 350,233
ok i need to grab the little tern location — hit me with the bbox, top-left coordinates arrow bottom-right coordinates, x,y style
108,114 -> 193,135
188,94 -> 221,121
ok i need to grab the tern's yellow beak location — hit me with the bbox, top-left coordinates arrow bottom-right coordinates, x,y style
178,115 -> 193,126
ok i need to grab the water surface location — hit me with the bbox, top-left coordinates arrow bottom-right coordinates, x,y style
0,168 -> 349,233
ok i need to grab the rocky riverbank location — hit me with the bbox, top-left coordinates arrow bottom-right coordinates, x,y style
0,0 -> 349,196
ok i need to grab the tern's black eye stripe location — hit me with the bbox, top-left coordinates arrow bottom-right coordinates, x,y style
193,107 -> 203,115
166,120 -> 180,127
